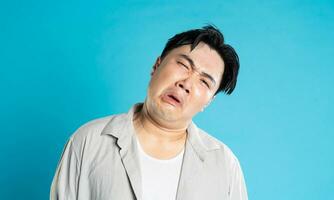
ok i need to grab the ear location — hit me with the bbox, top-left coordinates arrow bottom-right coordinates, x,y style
150,56 -> 161,76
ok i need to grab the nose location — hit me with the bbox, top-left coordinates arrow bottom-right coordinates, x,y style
176,78 -> 192,94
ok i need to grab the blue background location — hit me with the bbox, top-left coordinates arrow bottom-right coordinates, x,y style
1,0 -> 333,199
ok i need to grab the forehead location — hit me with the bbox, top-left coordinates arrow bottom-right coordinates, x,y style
165,42 -> 225,80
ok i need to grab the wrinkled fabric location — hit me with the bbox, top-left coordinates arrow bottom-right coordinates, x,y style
50,103 -> 248,200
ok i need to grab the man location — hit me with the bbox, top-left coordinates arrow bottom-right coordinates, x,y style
50,25 -> 248,200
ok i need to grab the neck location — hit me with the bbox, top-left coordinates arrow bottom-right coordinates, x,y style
134,104 -> 188,143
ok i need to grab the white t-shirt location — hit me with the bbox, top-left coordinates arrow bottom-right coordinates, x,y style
136,137 -> 185,200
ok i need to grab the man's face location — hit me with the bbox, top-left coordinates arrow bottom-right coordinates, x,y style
145,42 -> 224,124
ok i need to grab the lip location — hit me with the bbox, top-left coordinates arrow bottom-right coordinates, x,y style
161,90 -> 184,107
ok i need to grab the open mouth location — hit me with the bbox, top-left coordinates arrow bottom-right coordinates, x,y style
161,92 -> 183,107
168,94 -> 180,103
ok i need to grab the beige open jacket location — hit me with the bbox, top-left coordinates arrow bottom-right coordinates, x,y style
50,103 -> 248,200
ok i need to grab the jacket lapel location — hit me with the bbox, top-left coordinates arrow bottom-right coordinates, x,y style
101,105 -> 143,200
175,121 -> 213,200
119,133 -> 142,200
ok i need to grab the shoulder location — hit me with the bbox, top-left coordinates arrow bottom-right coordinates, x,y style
68,113 -> 124,151
196,127 -> 241,166
71,115 -> 113,138
195,128 -> 248,197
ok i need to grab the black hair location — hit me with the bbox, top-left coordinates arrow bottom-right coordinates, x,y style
160,24 -> 239,95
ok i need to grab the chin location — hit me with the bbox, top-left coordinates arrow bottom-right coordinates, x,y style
152,102 -> 180,121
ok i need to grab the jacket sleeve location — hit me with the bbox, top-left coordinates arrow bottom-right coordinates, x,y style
229,159 -> 248,200
50,137 -> 81,200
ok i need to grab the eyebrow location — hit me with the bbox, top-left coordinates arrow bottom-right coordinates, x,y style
178,54 -> 217,86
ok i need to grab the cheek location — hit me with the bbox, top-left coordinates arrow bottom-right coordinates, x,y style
148,68 -> 177,96
156,65 -> 182,82
190,88 -> 212,108
193,84 -> 212,99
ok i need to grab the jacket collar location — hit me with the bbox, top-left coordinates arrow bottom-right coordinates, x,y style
100,103 -> 220,200
101,103 -> 219,160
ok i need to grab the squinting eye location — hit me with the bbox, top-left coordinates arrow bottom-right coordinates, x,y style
177,61 -> 189,69
201,79 -> 210,88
